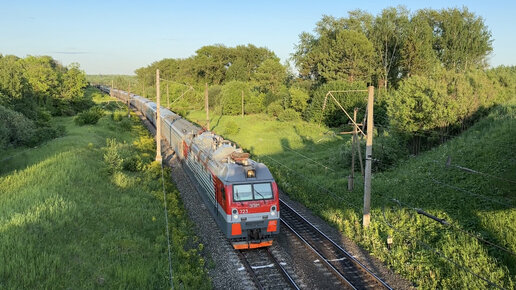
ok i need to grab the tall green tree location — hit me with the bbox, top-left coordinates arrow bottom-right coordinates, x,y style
431,7 -> 493,71
400,11 -> 438,77
62,63 -> 87,99
371,6 -> 409,88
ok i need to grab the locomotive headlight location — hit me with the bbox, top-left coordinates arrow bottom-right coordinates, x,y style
270,205 -> 277,216
232,208 -> 238,220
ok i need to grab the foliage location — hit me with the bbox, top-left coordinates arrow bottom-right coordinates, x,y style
0,104 -> 36,147
277,108 -> 300,122
221,81 -> 250,115
267,102 -> 284,118
292,7 -> 492,86
305,81 -> 367,126
289,87 -> 310,113
0,104 -> 211,288
223,119 -> 240,135
74,106 -> 104,126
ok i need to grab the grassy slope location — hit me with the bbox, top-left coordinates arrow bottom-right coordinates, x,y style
186,98 -> 516,289
0,91 -> 210,288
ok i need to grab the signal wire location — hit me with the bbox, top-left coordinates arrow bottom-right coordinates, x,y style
429,178 -> 512,207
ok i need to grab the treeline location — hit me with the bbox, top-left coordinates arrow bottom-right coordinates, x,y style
132,6 -> 515,157
0,54 -> 89,149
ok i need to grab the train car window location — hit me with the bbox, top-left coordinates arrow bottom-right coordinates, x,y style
233,184 -> 253,201
253,183 -> 273,200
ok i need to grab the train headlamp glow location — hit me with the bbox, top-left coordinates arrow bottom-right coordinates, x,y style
232,208 -> 238,220
270,205 -> 277,216
246,169 -> 256,178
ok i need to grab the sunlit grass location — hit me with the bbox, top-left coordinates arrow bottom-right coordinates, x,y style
0,90 -> 210,289
184,98 -> 516,288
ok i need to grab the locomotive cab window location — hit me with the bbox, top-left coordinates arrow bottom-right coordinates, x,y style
233,183 -> 273,202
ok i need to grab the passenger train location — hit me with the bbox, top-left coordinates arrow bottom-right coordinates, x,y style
98,86 -> 280,249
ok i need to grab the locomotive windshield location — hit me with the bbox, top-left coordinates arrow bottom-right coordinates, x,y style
233,183 -> 273,201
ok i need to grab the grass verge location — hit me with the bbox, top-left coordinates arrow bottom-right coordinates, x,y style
0,89 -> 211,289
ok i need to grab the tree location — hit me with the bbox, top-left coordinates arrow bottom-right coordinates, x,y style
62,63 -> 87,99
289,88 -> 309,113
252,58 -> 286,94
371,6 -> 409,89
317,29 -> 375,82
431,7 -> 493,71
400,11 -> 438,77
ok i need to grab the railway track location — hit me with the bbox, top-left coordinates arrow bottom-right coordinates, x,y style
279,199 -> 392,290
238,247 -> 300,290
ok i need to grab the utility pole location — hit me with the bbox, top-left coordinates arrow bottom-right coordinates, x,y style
241,90 -> 244,118
155,69 -> 162,164
167,83 -> 170,108
127,83 -> 131,118
205,83 -> 210,130
110,80 -> 114,98
143,84 -> 145,98
363,86 -> 374,228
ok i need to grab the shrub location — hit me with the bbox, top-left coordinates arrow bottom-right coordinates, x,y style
74,106 -> 104,126
278,108 -> 300,122
224,120 -> 240,135
119,118 -> 132,131
0,104 -> 36,147
267,102 -> 284,118
103,138 -> 124,174
289,87 -> 309,113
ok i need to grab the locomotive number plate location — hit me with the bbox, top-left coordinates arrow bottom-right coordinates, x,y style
239,209 -> 248,214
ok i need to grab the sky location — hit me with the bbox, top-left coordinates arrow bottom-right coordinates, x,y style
1,0 -> 515,75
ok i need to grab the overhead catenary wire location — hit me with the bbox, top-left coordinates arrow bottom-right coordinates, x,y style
260,154 -> 362,212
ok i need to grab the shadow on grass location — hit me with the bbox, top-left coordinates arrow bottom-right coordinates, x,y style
260,119 -> 516,287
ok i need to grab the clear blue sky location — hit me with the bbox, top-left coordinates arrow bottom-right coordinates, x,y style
1,0 -> 514,75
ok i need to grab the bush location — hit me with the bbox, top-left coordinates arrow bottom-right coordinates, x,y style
278,108 -> 300,122
103,138 -> 124,174
74,106 -> 104,126
224,120 -> 240,135
0,104 -> 36,147
119,118 -> 132,131
111,111 -> 125,122
267,102 -> 284,118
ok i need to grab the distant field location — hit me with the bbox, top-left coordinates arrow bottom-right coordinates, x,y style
186,98 -> 516,288
0,90 -> 210,288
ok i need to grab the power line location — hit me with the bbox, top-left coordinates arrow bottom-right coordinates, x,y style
379,194 -> 516,258
381,199 -> 506,290
429,178 -> 513,207
260,154 -> 362,211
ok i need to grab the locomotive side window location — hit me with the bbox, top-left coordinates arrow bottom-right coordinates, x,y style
253,183 -> 273,200
234,184 -> 253,201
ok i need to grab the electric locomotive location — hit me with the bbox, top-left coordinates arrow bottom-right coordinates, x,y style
100,85 -> 280,249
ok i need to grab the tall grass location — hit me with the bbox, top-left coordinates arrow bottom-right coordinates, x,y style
0,90 -> 210,289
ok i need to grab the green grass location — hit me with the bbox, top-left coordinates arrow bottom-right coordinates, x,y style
0,89 -> 210,289
185,99 -> 516,289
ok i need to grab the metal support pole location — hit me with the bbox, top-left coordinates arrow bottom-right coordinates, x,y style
155,69 -> 162,163
363,86 -> 374,228
127,83 -> 131,118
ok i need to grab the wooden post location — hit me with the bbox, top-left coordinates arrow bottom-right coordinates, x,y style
167,83 -> 169,108
155,69 -> 162,164
205,83 -> 210,130
241,90 -> 244,118
363,86 -> 374,228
